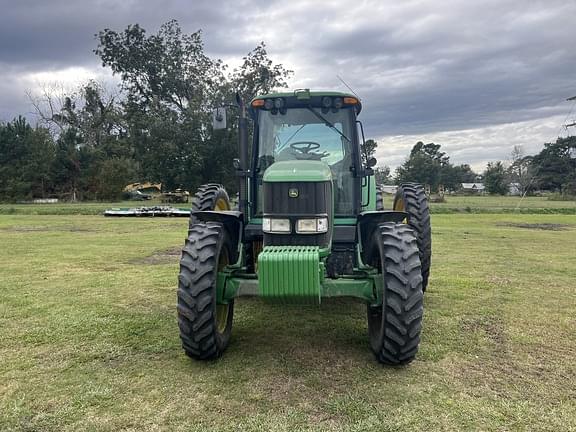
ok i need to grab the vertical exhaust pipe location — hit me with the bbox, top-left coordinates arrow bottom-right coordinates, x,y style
237,93 -> 249,223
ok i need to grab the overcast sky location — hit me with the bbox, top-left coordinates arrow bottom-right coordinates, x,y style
1,0 -> 575,171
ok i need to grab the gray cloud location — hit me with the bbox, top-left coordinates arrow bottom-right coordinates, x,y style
376,113 -> 568,172
1,0 -> 575,169
0,71 -> 36,120
0,0 -> 257,70
261,0 -> 576,136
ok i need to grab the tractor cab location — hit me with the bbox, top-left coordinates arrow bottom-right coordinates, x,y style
251,91 -> 364,218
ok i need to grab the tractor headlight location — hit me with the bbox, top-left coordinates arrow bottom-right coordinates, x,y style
296,217 -> 328,234
262,217 -> 291,233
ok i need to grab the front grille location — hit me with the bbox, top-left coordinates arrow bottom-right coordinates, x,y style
262,181 -> 333,247
263,181 -> 330,214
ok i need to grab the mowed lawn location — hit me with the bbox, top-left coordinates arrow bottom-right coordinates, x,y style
2,195 -> 576,216
0,212 -> 575,431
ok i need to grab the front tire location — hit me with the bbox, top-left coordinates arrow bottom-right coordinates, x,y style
189,184 -> 231,228
393,183 -> 432,291
367,223 -> 424,365
177,223 -> 234,360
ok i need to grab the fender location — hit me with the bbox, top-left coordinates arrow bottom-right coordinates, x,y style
189,210 -> 243,262
357,211 -> 407,262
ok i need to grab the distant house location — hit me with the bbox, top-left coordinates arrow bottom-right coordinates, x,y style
461,183 -> 485,194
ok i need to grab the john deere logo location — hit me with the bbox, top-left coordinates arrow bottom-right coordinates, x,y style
288,188 -> 299,198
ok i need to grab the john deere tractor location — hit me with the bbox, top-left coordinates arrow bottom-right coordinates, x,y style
177,90 -> 431,365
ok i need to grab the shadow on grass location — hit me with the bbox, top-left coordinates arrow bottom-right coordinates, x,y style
143,298 -> 378,374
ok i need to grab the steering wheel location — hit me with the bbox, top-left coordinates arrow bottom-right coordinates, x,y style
290,141 -> 321,154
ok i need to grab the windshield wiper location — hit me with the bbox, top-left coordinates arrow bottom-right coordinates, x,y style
306,107 -> 351,143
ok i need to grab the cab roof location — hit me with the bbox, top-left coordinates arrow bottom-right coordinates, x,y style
254,90 -> 356,99
251,89 -> 362,114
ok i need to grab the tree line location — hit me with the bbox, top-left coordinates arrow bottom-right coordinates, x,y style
0,20 -> 291,201
373,138 -> 575,196
1,20 -> 575,201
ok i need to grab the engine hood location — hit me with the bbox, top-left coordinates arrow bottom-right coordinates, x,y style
263,160 -> 332,183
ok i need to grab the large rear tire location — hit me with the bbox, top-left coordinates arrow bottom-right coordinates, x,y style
367,223 -> 424,365
177,223 -> 234,360
393,183 -> 432,291
189,184 -> 231,228
375,185 -> 384,210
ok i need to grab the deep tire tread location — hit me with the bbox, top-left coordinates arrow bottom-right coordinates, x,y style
189,184 -> 230,228
394,183 -> 432,291
368,223 -> 424,365
177,223 -> 233,360
376,184 -> 385,210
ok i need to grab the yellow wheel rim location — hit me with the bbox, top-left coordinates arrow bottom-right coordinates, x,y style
394,196 -> 408,224
214,198 -> 229,211
215,246 -> 230,334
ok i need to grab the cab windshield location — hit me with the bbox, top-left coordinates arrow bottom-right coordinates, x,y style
256,107 -> 356,215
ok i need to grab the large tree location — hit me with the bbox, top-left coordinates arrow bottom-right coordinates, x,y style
229,42 -> 293,103
32,81 -> 135,200
484,161 -> 509,195
1,21 -> 294,201
361,138 -> 378,165
395,142 -> 449,189
531,136 -> 576,194
95,20 -> 292,193
395,141 -> 478,190
95,21 -> 224,115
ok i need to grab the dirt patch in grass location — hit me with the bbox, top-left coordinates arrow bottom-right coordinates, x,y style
131,246 -> 182,265
460,315 -> 507,346
497,222 -> 572,230
486,275 -> 512,286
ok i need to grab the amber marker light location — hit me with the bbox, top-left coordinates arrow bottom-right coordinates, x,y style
251,99 -> 265,107
343,97 -> 359,105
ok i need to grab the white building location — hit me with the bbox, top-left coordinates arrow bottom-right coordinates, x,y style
461,183 -> 485,193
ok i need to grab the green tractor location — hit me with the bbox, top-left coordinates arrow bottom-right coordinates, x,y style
177,89 -> 431,365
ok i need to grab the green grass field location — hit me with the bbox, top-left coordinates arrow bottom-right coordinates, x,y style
1,207 -> 575,430
0,200 -> 168,215
432,194 -> 576,208
430,195 -> 576,214
1,194 -> 576,216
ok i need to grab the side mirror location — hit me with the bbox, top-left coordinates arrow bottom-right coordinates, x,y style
212,107 -> 227,129
363,157 -> 376,176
